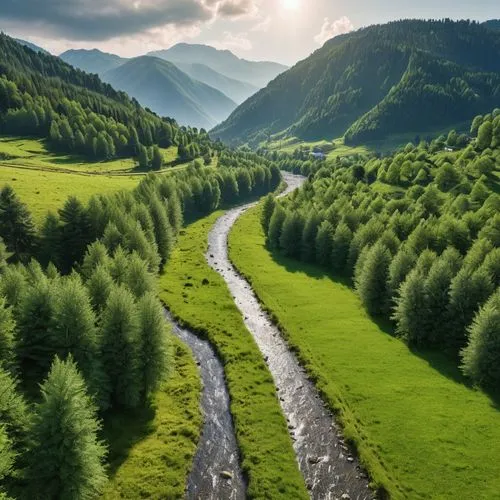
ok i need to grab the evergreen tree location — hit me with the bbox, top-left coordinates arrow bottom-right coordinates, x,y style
38,212 -> 60,268
387,247 -> 417,304
301,211 -> 321,263
268,205 -> 286,250
461,290 -> 500,388
0,425 -> 15,496
331,222 -> 353,273
86,265 -> 114,313
149,196 -> 173,262
0,299 -> 15,372
315,220 -> 334,267
0,266 -> 26,309
137,293 -> 170,398
100,286 -> 141,408
0,185 -> 36,262
58,197 -> 92,272
165,195 -> 183,235
356,242 -> 392,316
279,212 -> 305,258
261,194 -> 276,234
151,145 -> 163,170
81,241 -> 109,279
27,356 -> 107,500
124,253 -> 156,298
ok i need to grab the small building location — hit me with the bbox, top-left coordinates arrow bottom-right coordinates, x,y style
310,151 -> 326,160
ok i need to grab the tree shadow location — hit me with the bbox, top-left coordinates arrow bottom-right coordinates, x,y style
267,246 -> 500,411
102,403 -> 156,478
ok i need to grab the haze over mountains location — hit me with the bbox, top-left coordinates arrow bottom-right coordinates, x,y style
212,19 -> 500,146
59,44 -> 286,129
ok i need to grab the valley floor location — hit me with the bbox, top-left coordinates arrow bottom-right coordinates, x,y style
229,203 -> 500,499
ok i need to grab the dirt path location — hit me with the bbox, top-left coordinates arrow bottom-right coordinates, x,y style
206,172 -> 373,499
164,312 -> 246,500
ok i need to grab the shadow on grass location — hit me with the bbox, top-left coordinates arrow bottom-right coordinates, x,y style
102,404 -> 156,478
267,245 -> 500,411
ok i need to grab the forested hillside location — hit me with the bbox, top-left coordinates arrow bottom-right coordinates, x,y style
212,19 -> 500,146
60,48 -> 126,76
0,34 -> 211,166
103,56 -> 237,129
263,109 -> 500,388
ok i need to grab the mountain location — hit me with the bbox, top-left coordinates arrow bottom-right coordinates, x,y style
174,62 -> 259,104
102,56 -> 237,129
148,43 -> 288,89
212,20 -> 500,146
15,38 -> 50,55
60,48 -> 126,76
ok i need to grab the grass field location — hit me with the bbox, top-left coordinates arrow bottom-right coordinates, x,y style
0,137 -> 180,174
159,212 -> 308,499
103,335 -> 202,499
229,204 -> 500,500
0,165 -> 141,223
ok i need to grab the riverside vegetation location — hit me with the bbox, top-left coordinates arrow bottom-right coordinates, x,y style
229,110 -> 500,498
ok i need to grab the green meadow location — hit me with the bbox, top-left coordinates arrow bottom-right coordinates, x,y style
159,212 -> 308,499
229,203 -> 500,500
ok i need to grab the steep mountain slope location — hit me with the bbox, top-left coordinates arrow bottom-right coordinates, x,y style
212,20 -> 500,146
174,62 -> 259,104
15,38 -> 50,55
149,43 -> 288,88
60,48 -> 126,76
102,56 -> 237,129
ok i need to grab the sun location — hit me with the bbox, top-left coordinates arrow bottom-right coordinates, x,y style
282,0 -> 300,10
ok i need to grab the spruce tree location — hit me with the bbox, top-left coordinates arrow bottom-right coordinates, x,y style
315,220 -> 334,267
124,253 -> 156,298
137,292 -> 170,398
81,242 -> 109,279
0,299 -> 15,372
86,265 -> 114,313
100,286 -> 141,408
0,185 -> 36,262
461,290 -> 500,388
268,205 -> 286,250
27,356 -> 107,500
300,211 -> 321,263
279,212 -> 305,258
149,196 -> 173,262
261,194 -> 276,234
356,242 -> 392,316
331,222 -> 353,273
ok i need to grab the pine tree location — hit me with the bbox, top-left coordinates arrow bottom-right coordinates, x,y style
261,194 -> 276,234
0,185 -> 36,262
86,265 -> 114,313
461,290 -> 500,388
331,222 -> 353,273
0,299 -> 15,372
0,266 -> 26,309
27,356 -> 107,500
16,279 -> 56,379
58,197 -> 92,272
81,241 -> 109,279
387,247 -> 417,304
151,145 -> 163,170
100,286 -> 141,408
279,212 -> 305,258
0,425 -> 15,496
268,205 -> 286,250
38,212 -> 61,268
315,220 -> 334,267
301,211 -> 321,263
166,195 -> 183,235
137,293 -> 170,398
149,196 -> 173,262
356,242 -> 392,316
124,253 -> 156,298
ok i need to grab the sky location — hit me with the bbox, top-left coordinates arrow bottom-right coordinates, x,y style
0,0 -> 498,65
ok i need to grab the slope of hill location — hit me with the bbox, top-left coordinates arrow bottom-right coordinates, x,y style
102,56 -> 237,129
483,19 -> 500,32
14,38 -> 50,55
149,43 -> 288,88
174,62 -> 259,104
212,20 -> 500,146
60,48 -> 126,76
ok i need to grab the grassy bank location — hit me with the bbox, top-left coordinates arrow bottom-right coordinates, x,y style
229,204 -> 500,500
102,335 -> 202,499
159,212 -> 308,499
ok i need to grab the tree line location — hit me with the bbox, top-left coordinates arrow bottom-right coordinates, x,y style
0,34 -> 211,165
0,154 -> 281,498
263,110 -> 500,390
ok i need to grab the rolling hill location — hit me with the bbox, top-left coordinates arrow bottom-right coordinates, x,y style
102,56 -> 237,129
149,43 -> 288,89
211,19 -> 500,146
60,48 -> 126,76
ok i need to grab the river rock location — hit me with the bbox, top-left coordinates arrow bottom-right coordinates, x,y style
220,470 -> 233,480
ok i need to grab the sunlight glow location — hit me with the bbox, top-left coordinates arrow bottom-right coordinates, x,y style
282,0 -> 300,10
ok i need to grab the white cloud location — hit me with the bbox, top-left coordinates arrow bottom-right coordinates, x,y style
209,31 -> 252,52
314,16 -> 354,45
251,15 -> 271,32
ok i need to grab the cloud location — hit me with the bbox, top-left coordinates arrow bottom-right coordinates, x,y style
251,16 -> 271,32
210,31 -> 252,52
0,0 -> 258,41
314,16 -> 354,45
